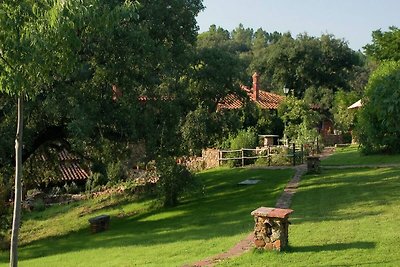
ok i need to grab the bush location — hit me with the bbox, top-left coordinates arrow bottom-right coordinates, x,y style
63,182 -> 80,194
230,128 -> 258,150
156,157 -> 199,207
32,198 -> 46,212
86,172 -> 107,192
356,61 -> 400,154
107,161 -> 125,186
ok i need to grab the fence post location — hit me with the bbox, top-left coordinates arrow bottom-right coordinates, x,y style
292,143 -> 296,166
219,150 -> 222,166
241,149 -> 245,167
301,144 -> 304,164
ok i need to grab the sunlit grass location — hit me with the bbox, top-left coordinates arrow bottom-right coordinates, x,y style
321,145 -> 400,166
0,167 -> 293,267
218,167 -> 400,266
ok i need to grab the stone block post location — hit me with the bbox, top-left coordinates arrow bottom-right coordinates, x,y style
306,156 -> 320,173
251,207 -> 293,251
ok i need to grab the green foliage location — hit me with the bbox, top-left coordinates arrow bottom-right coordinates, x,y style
106,161 -> 126,186
278,96 -> 320,144
262,33 -> 359,97
364,26 -> 400,61
230,128 -> 258,150
31,198 -> 46,212
63,182 -> 80,195
85,172 -> 107,193
188,46 -> 245,110
180,106 -> 213,155
332,90 -> 360,132
0,182 -> 10,236
356,61 -> 400,153
156,157 -> 197,207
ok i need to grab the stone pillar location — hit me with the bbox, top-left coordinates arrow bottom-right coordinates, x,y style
306,156 -> 320,173
251,207 -> 293,251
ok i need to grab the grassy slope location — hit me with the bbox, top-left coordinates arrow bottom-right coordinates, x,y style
219,167 -> 400,266
0,167 -> 293,267
321,145 -> 400,166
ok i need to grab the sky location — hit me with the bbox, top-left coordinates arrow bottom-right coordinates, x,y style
196,0 -> 400,51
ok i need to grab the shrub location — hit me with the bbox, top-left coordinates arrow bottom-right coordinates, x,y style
86,172 -> 107,192
63,182 -> 80,194
156,157 -> 199,207
356,61 -> 400,154
107,161 -> 125,186
32,198 -> 46,212
230,128 -> 258,150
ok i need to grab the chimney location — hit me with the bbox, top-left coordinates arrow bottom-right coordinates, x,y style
252,72 -> 260,101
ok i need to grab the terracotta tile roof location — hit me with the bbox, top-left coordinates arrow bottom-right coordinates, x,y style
34,149 -> 90,183
218,85 -> 284,110
59,162 -> 89,181
217,94 -> 244,110
256,90 -> 284,110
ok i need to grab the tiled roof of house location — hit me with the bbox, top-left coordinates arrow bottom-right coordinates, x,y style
218,83 -> 284,110
256,90 -> 284,109
59,162 -> 89,181
34,149 -> 90,184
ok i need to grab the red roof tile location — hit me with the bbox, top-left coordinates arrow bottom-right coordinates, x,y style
218,85 -> 284,110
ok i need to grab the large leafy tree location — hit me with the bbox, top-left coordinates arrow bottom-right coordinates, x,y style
364,26 -> 400,61
356,61 -> 400,153
0,1 -> 82,265
0,0 -> 203,264
262,33 -> 359,97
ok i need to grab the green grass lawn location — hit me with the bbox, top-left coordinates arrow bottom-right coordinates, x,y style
321,145 -> 400,166
218,167 -> 400,266
0,167 -> 293,267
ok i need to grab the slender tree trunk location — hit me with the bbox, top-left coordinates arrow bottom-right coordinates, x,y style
10,96 -> 23,267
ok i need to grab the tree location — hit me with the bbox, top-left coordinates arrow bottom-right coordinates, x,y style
331,90 -> 360,133
364,26 -> 400,61
262,33 -> 359,97
0,1 -> 83,265
0,0 -> 204,264
356,61 -> 400,153
278,96 -> 320,144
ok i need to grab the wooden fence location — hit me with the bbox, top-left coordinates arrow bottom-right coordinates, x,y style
218,143 -> 305,167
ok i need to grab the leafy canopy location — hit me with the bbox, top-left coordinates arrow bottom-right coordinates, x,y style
357,61 -> 400,153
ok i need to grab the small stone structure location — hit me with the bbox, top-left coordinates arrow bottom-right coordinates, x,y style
202,149 -> 220,169
88,214 -> 110,233
251,207 -> 293,251
306,156 -> 320,173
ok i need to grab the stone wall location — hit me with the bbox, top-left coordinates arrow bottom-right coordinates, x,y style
179,148 -> 220,172
202,149 -> 220,169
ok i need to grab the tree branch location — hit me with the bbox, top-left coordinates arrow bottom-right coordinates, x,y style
0,49 -> 15,71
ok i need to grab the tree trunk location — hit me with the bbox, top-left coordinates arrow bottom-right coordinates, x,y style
10,96 -> 23,267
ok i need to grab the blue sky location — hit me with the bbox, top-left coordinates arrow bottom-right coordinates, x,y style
196,0 -> 400,51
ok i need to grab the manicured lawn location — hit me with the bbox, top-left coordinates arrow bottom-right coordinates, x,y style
0,167 -> 293,267
321,145 -> 400,166
219,167 -> 400,266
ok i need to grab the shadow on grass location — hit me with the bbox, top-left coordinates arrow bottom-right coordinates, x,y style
0,168 -> 294,264
289,241 -> 376,253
